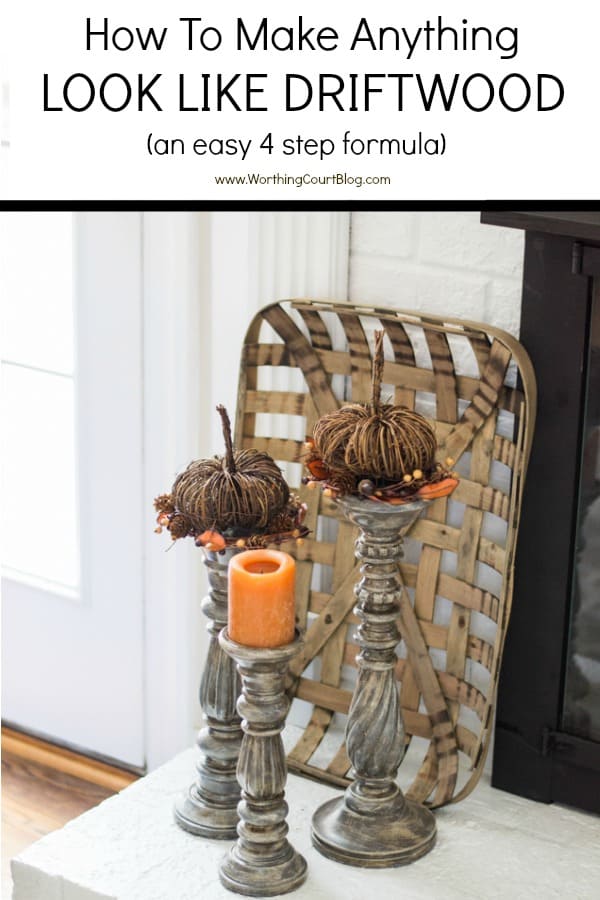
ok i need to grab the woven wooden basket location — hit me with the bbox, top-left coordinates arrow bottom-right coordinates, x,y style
234,300 -> 536,808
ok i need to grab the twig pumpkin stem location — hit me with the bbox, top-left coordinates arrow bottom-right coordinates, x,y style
217,404 -> 236,473
371,330 -> 385,415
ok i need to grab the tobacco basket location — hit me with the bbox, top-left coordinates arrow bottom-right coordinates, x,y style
234,299 -> 536,808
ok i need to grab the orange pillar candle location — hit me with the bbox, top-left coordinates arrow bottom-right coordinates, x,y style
228,549 -> 296,648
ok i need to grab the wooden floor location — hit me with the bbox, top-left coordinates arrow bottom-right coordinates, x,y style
1,728 -> 138,898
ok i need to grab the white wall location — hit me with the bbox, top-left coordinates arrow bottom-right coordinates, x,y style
142,212 -> 211,769
349,211 -> 524,335
209,210 -> 350,449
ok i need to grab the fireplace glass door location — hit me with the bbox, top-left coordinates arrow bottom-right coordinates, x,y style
563,283 -> 600,743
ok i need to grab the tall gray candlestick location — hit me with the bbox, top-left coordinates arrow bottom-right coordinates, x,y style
174,547 -> 242,838
311,495 -> 437,867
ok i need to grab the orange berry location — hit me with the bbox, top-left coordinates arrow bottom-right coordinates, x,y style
196,530 -> 226,551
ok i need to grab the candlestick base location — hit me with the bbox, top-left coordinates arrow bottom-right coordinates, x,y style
173,727 -> 241,839
311,786 -> 436,868
173,793 -> 239,840
220,835 -> 308,898
218,630 -> 308,897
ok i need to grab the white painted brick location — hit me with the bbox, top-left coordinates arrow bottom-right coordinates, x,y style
62,883 -> 115,900
11,744 -> 600,900
417,212 -> 524,279
350,256 -> 488,320
350,211 -> 417,259
350,212 -> 525,334
484,278 -> 522,338
11,860 -> 63,900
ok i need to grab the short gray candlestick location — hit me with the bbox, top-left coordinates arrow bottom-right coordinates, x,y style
174,548 -> 242,839
311,495 -> 437,867
218,629 -> 308,897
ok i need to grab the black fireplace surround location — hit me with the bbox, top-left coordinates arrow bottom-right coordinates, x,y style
482,212 -> 600,815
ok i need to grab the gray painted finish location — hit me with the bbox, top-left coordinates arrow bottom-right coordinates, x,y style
219,630 -> 308,896
311,496 -> 437,866
174,548 -> 243,838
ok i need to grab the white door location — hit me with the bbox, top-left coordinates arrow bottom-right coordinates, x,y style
1,209 -> 351,771
1,212 -> 146,767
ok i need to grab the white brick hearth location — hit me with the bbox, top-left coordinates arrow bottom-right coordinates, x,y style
11,729 -> 600,900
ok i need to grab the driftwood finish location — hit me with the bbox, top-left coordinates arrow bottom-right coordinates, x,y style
234,300 -> 536,808
174,548 -> 242,838
218,631 -> 308,897
311,497 -> 436,867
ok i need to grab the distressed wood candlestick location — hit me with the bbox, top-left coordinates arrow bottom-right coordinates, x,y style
311,495 -> 437,867
218,629 -> 308,897
174,548 -> 243,838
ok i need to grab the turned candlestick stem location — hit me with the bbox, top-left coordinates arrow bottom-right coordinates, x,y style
218,629 -> 307,897
174,547 -> 242,838
311,495 -> 437,867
